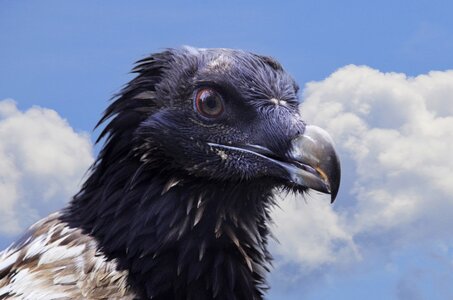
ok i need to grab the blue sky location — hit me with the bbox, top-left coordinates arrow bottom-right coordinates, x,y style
1,1 -> 453,299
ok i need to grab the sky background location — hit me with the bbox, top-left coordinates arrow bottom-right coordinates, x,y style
1,1 -> 453,299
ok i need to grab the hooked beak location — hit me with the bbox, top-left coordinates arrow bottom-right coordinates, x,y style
285,125 -> 341,203
207,125 -> 341,202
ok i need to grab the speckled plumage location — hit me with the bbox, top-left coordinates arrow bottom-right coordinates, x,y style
0,213 -> 135,299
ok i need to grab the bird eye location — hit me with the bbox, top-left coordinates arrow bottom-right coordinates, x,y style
195,88 -> 224,118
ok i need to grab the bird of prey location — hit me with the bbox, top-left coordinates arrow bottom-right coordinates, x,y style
0,47 -> 340,300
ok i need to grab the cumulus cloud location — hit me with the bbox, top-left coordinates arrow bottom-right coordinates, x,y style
0,99 -> 93,236
270,193 -> 359,271
271,66 -> 453,270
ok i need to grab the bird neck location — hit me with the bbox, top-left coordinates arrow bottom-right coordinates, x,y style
62,159 -> 274,300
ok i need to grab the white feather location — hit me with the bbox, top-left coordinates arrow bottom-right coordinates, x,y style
0,251 -> 19,272
0,213 -> 136,299
38,244 -> 85,266
23,235 -> 47,260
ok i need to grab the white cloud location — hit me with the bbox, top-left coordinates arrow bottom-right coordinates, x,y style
271,66 -> 453,271
0,99 -> 93,236
271,193 -> 359,271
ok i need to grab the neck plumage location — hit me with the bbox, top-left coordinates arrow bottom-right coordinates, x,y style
62,155 -> 274,300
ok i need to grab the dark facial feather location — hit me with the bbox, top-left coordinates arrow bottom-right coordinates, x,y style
2,47 -> 315,300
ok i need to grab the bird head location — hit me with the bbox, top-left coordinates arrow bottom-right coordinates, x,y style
98,47 -> 340,202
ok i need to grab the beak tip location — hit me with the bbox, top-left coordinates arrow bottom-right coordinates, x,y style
330,161 -> 341,204
330,188 -> 338,203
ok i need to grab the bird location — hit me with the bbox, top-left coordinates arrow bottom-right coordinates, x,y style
0,47 -> 340,300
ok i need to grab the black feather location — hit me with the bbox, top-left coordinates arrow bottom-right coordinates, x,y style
60,47 -> 306,299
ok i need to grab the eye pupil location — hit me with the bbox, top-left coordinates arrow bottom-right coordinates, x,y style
195,88 -> 224,118
205,97 -> 217,109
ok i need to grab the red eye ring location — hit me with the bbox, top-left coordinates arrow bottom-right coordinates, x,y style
195,88 -> 224,118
